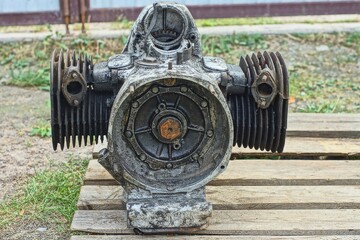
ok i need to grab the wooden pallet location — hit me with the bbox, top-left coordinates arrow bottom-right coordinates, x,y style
71,113 -> 360,239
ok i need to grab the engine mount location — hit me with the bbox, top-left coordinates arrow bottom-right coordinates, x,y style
50,2 -> 289,233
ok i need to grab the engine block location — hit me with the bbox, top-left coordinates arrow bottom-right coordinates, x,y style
50,2 -> 289,233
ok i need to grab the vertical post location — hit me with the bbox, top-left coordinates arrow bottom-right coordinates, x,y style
79,0 -> 87,34
61,0 -> 70,34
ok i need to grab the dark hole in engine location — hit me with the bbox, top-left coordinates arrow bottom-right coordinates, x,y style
67,81 -> 83,95
257,83 -> 273,96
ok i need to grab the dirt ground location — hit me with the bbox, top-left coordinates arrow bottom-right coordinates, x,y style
0,86 -> 92,240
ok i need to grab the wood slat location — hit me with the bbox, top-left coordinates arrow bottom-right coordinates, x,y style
77,185 -> 360,210
232,137 -> 360,158
93,137 -> 360,159
71,209 -> 360,235
71,235 -> 360,240
287,113 -> 360,138
84,160 -> 360,186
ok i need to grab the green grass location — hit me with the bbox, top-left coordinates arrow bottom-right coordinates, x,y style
195,17 -> 280,27
201,34 -> 267,55
0,157 -> 89,229
0,32 -> 359,113
30,125 -> 51,138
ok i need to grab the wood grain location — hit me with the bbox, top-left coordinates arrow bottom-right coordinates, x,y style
84,160 -> 360,186
286,113 -> 360,138
71,209 -> 360,235
77,185 -> 360,210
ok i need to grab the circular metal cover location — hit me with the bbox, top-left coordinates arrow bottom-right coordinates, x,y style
109,78 -> 232,193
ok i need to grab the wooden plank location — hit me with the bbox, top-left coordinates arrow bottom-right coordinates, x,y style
71,209 -> 360,235
77,185 -> 360,210
232,137 -> 360,158
93,137 -> 360,159
287,113 -> 360,138
71,235 -> 360,240
84,160 -> 360,186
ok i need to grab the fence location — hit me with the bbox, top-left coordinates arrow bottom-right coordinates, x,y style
0,0 -> 359,28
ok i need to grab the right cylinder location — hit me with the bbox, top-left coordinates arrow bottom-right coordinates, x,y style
228,51 -> 289,153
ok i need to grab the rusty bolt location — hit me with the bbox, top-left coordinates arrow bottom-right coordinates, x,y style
159,117 -> 182,141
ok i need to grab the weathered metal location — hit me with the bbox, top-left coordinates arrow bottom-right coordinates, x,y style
50,2 -> 289,233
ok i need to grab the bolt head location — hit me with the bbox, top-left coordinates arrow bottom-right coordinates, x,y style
132,101 -> 139,108
125,130 -> 133,138
207,130 -> 214,137
139,154 -> 146,161
152,87 -> 159,94
180,86 -> 188,93
201,101 -> 208,108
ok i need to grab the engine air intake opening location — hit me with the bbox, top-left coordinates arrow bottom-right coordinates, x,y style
257,83 -> 273,96
67,81 -> 83,95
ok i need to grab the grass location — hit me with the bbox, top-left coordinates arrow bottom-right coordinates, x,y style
195,17 -> 281,27
0,31 -> 359,113
0,157 -> 89,230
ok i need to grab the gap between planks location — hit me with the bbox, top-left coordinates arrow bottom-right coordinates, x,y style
84,159 -> 360,186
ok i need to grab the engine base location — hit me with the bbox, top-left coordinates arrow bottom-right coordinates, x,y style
127,188 -> 211,232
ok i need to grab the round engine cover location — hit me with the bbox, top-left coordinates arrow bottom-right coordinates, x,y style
108,77 -> 233,193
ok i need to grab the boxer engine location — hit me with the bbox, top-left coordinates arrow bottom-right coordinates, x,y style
50,2 -> 289,233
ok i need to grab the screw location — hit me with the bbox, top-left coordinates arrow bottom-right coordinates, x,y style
152,86 -> 159,94
125,130 -> 133,138
180,86 -> 188,93
158,103 -> 166,110
72,73 -> 77,78
73,99 -> 79,106
166,163 -> 173,169
192,154 -> 199,161
132,101 -> 139,108
139,154 -> 146,161
207,130 -> 214,137
201,101 -> 208,108
262,75 -> 268,81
